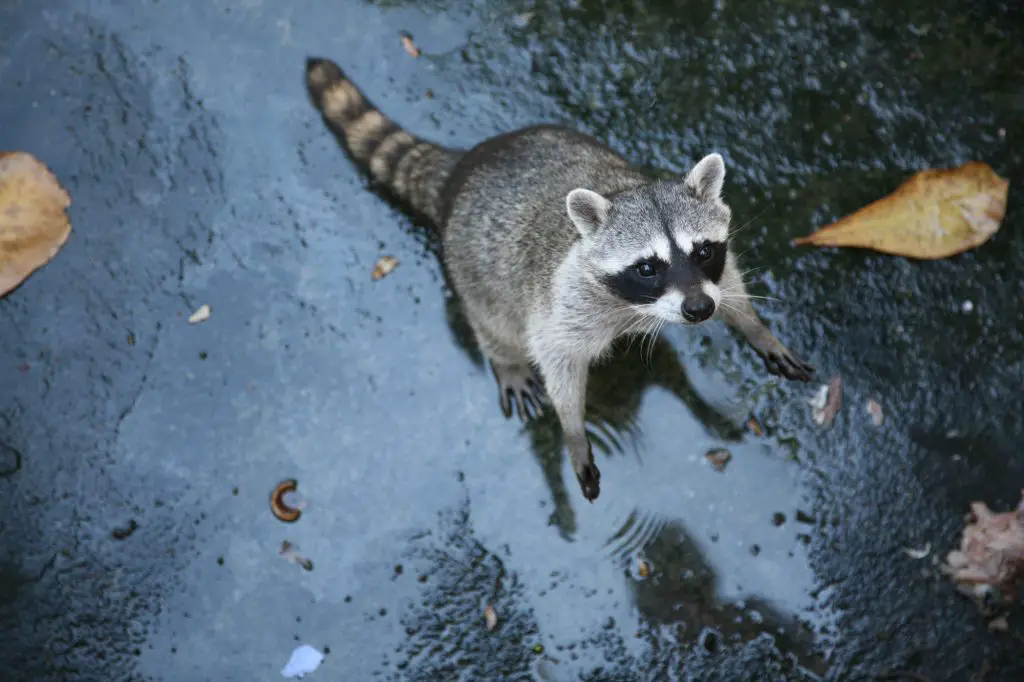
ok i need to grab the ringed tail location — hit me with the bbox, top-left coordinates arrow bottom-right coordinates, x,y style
305,57 -> 462,228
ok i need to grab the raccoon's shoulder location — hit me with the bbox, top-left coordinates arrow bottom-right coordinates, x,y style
438,125 -> 628,221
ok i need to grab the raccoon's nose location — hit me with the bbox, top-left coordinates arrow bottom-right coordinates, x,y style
681,294 -> 715,323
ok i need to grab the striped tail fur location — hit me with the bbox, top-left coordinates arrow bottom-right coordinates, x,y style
305,57 -> 462,228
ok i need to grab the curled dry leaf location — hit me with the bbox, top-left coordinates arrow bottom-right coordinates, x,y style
704,448 -> 732,472
637,559 -> 651,579
792,161 -> 1009,259
372,255 -> 399,280
808,375 -> 843,427
484,604 -> 498,631
270,479 -> 305,523
943,490 -> 1024,606
400,33 -> 421,58
866,399 -> 884,426
188,304 -> 211,324
0,151 -> 72,296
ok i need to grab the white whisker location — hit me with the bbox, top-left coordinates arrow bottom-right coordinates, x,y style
717,301 -> 758,325
644,318 -> 666,368
728,205 -> 770,238
720,293 -> 778,303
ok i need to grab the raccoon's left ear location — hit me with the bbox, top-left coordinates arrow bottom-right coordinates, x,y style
684,153 -> 726,202
566,188 -> 611,237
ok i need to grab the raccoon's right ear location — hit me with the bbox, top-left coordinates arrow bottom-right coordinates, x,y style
566,188 -> 612,237
684,153 -> 726,202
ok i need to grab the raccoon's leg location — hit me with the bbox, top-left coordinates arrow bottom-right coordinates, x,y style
534,354 -> 601,502
716,253 -> 815,381
470,323 -> 549,422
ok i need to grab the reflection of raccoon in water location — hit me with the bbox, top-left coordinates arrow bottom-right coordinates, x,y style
305,57 -> 814,503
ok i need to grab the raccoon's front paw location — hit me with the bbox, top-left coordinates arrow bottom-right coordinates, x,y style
490,361 -> 549,422
569,438 -> 601,502
760,342 -> 815,382
576,462 -> 601,502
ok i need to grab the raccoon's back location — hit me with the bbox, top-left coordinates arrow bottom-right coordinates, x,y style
440,125 -> 646,312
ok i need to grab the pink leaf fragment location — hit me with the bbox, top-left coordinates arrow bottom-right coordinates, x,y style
943,490 -> 1024,605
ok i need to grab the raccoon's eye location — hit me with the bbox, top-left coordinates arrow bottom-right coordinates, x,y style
697,245 -> 714,262
634,260 -> 657,278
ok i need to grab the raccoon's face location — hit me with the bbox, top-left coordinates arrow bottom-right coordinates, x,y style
566,153 -> 732,325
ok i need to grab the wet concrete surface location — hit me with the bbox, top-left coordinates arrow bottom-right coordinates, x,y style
1,0 -> 1023,680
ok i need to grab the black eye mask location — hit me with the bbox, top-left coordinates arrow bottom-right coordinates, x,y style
600,238 -> 726,305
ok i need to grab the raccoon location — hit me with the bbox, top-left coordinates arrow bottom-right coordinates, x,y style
305,57 -> 814,502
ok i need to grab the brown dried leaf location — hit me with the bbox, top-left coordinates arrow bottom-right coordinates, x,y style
746,417 -> 763,437
484,604 -> 498,631
943,490 -> 1024,605
400,33 -> 421,58
704,448 -> 731,472
792,161 -> 1009,259
0,152 -> 72,296
372,255 -> 399,280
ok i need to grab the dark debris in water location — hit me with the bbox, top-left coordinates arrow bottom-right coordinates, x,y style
111,519 -> 139,540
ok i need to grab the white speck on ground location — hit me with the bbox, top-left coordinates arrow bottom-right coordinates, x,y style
281,645 -> 325,679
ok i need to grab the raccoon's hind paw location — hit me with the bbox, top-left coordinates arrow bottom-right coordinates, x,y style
490,362 -> 549,422
761,345 -> 815,382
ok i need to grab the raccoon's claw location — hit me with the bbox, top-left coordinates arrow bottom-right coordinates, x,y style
491,362 -> 549,422
762,347 -> 815,382
576,462 -> 601,502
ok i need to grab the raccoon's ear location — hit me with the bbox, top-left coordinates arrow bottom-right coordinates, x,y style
684,153 -> 726,202
566,188 -> 611,236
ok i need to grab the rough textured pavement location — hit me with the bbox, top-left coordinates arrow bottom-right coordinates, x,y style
1,1 -> 1023,680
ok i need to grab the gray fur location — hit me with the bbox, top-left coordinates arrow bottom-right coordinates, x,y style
306,57 -> 814,502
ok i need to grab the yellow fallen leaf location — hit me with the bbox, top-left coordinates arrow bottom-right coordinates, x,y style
0,152 -> 72,296
792,161 -> 1009,259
